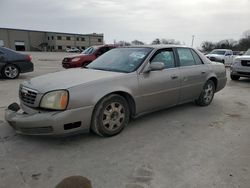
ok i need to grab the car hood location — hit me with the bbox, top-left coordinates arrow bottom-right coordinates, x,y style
22,68 -> 125,93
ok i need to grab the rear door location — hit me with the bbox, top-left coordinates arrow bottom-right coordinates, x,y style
137,48 -> 181,113
176,48 -> 209,103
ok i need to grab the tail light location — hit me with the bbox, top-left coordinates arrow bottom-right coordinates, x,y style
26,55 -> 32,61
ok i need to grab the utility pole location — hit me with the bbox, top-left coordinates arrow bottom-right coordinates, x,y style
191,35 -> 195,47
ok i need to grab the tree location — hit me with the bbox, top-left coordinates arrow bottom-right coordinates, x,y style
116,41 -> 131,46
201,41 -> 215,52
161,39 -> 181,45
131,40 -> 144,45
151,38 -> 161,45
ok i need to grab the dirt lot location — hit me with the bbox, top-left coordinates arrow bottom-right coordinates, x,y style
0,52 -> 250,188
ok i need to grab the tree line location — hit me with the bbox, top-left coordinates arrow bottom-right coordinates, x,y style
114,30 -> 250,53
201,30 -> 250,52
115,38 -> 181,46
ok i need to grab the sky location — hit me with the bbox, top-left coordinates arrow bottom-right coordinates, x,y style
0,0 -> 250,48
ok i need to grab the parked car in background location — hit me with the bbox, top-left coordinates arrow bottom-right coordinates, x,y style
206,49 -> 234,66
62,44 -> 116,68
233,51 -> 245,56
0,47 -> 33,79
66,47 -> 81,53
230,48 -> 250,80
5,45 -> 227,136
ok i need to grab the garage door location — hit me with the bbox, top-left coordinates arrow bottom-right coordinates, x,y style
15,41 -> 25,51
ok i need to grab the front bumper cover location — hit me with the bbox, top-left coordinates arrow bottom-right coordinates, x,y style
5,103 -> 94,136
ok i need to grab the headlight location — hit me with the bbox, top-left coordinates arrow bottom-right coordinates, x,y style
40,90 -> 69,110
71,57 -> 81,62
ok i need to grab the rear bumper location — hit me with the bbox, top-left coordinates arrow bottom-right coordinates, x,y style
14,61 -> 34,73
5,103 -> 94,136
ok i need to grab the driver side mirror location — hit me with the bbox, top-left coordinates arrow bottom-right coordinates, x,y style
143,62 -> 165,73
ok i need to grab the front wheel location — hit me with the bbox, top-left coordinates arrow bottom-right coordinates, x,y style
2,64 -> 20,79
230,74 -> 240,80
91,94 -> 130,137
195,80 -> 215,106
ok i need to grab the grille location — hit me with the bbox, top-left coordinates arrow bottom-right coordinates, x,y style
19,126 -> 53,134
19,87 -> 37,105
241,60 -> 250,67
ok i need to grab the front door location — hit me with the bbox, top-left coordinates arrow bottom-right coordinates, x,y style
137,48 -> 181,113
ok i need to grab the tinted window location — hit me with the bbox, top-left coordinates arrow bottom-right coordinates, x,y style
177,48 -> 196,66
150,49 -> 175,69
191,50 -> 203,65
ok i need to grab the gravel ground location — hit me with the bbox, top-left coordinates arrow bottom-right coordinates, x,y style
0,52 -> 249,188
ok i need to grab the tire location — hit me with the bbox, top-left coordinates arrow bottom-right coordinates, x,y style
195,80 -> 215,106
1,64 -> 20,79
230,74 -> 240,80
91,94 -> 130,137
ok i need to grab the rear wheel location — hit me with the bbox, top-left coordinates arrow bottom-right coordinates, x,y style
2,64 -> 20,79
230,74 -> 240,80
195,80 -> 215,106
91,94 -> 130,137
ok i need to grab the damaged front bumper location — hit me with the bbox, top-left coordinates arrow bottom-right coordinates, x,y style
5,103 -> 94,136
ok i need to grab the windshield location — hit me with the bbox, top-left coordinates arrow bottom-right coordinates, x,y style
209,50 -> 226,55
244,49 -> 250,55
86,47 -> 153,73
81,46 -> 97,55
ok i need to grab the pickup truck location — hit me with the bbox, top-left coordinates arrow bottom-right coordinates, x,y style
206,49 -> 234,66
230,48 -> 250,80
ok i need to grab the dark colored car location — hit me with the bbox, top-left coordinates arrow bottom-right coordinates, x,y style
0,47 -> 34,79
62,44 -> 116,68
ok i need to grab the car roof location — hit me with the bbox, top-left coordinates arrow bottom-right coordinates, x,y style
120,45 -> 189,50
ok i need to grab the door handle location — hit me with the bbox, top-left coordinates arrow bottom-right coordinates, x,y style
201,71 -> 206,74
171,75 -> 178,79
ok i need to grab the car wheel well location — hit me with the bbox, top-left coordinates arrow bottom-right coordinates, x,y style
208,77 -> 217,90
1,63 -> 20,78
94,91 -> 136,118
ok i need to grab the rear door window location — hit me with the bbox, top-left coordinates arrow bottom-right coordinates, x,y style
191,50 -> 203,65
177,48 -> 196,66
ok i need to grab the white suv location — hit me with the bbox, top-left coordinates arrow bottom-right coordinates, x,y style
206,49 -> 234,66
230,48 -> 250,80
